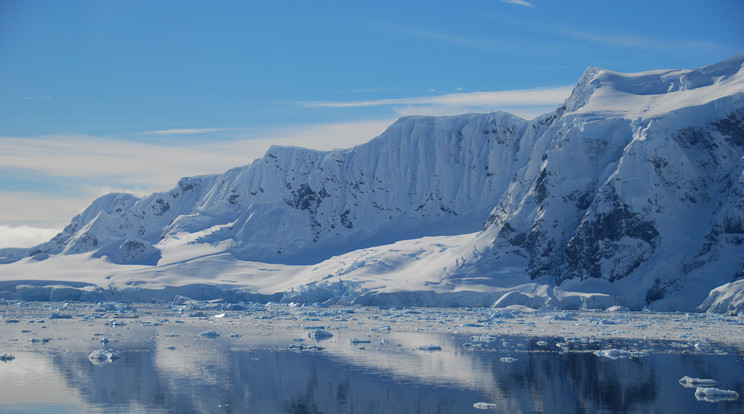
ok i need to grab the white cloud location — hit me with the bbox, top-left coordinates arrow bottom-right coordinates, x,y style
143,128 -> 246,136
0,224 -> 60,248
385,27 -> 507,51
301,86 -> 572,108
299,86 -> 573,119
0,119 -> 393,226
501,0 -> 534,7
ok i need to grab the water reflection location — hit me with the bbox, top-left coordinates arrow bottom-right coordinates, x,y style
2,334 -> 743,413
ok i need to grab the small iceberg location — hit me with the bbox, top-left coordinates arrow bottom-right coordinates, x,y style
500,357 -> 518,363
88,349 -> 120,364
593,349 -> 648,359
545,311 -> 576,321
417,344 -> 442,351
470,334 -> 498,343
694,387 -> 739,402
0,354 -> 15,362
473,402 -> 498,410
288,343 -> 324,351
199,330 -> 220,338
371,325 -> 391,333
348,338 -> 371,345
679,376 -> 717,388
308,329 -> 334,340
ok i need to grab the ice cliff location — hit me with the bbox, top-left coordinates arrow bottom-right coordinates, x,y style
2,55 -> 743,313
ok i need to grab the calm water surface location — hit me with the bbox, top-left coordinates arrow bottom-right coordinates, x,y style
0,307 -> 742,413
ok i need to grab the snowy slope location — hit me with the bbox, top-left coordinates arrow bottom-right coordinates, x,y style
470,55 -> 744,311
5,111 -> 527,266
1,55 -> 743,312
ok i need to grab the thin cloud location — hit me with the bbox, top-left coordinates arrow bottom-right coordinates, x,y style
397,27 -> 507,51
0,224 -> 60,248
143,128 -> 246,136
501,0 -> 534,7
299,86 -> 573,110
0,119 -> 392,226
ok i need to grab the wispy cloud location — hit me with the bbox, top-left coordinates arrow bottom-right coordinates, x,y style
143,128 -> 246,136
299,86 -> 573,119
0,119 -> 392,226
301,87 -> 572,109
397,27 -> 507,51
0,224 -> 60,248
501,0 -> 534,7
495,16 -> 730,53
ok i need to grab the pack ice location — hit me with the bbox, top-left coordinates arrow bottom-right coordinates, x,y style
1,55 -> 743,314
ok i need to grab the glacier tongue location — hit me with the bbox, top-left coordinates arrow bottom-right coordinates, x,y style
2,55 -> 744,312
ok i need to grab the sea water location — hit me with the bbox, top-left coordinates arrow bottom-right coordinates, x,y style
1,302 -> 742,413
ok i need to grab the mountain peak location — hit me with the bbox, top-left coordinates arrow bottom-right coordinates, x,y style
563,55 -> 744,117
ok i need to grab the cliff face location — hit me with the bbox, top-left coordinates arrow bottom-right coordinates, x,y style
474,55 -> 744,309
27,111 -> 530,265
4,55 -> 743,311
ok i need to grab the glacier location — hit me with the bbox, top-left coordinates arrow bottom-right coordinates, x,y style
1,55 -> 743,313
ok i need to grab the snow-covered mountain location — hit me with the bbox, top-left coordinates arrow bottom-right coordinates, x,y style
1,55 -> 743,313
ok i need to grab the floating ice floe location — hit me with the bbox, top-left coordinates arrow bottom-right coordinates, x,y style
593,349 -> 648,359
0,354 -> 14,362
470,334 -> 498,343
694,387 -> 739,402
679,376 -> 717,388
417,344 -> 442,351
50,312 -> 72,319
536,340 -> 548,347
473,402 -> 498,410
371,325 -> 391,333
348,338 -> 371,345
500,357 -> 518,363
544,311 -> 576,321
198,330 -> 220,338
308,329 -> 334,339
288,343 -> 324,351
88,349 -> 120,364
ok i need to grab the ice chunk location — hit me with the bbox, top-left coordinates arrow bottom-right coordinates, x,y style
593,349 -> 648,359
88,349 -> 120,364
0,354 -> 14,362
544,311 -> 576,321
470,334 -> 498,343
536,340 -> 548,347
288,343 -> 324,351
679,376 -> 718,388
198,330 -> 220,338
417,344 -> 442,351
50,312 -> 72,319
348,338 -> 371,345
308,329 -> 334,339
371,325 -> 391,333
694,387 -> 739,402
500,357 -> 518,363
473,402 -> 498,410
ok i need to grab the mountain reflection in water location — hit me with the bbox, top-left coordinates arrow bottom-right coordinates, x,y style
7,335 -> 739,414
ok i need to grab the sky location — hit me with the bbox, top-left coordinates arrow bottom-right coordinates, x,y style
1,0 -> 742,248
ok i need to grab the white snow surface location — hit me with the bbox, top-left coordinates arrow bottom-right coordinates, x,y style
1,55 -> 743,312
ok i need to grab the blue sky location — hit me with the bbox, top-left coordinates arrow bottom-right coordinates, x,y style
1,0 -> 742,246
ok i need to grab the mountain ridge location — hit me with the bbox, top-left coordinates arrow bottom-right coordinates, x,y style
1,55 -> 743,313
